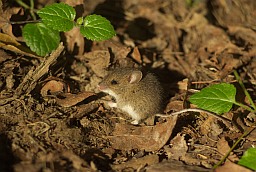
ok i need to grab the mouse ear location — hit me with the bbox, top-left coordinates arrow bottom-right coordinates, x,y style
129,71 -> 142,84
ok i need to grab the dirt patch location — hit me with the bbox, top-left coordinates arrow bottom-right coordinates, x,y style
0,0 -> 256,171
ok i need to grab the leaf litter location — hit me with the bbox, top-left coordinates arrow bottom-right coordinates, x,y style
0,0 -> 256,171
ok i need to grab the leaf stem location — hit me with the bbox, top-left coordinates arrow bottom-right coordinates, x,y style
15,0 -> 30,9
10,20 -> 40,24
29,0 -> 36,20
234,70 -> 256,111
213,127 -> 255,169
15,0 -> 37,20
233,101 -> 256,113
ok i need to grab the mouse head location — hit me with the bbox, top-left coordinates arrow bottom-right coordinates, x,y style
98,68 -> 143,98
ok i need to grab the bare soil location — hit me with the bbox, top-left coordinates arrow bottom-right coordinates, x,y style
0,0 -> 256,171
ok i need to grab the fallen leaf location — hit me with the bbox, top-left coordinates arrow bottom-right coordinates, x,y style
216,137 -> 230,155
61,151 -> 90,171
56,92 -> 95,107
215,161 -> 252,172
74,103 -> 99,119
199,116 -> 223,138
83,50 -> 110,77
112,154 -> 159,170
0,33 -> 40,58
228,26 -> 256,46
0,5 -> 22,38
103,40 -> 131,60
131,47 -> 142,64
102,40 -> 134,67
164,100 -> 184,113
108,114 -> 178,152
41,80 -> 67,97
165,134 -> 188,160
217,137 -> 239,162
64,27 -> 84,55
146,159 -> 210,172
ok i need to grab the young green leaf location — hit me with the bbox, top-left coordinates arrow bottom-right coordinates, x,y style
80,14 -> 116,41
189,83 -> 236,114
37,2 -> 76,32
22,23 -> 60,56
238,147 -> 256,170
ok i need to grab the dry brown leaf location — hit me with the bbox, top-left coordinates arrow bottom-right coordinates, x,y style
64,27 -> 84,55
216,137 -> 239,162
131,47 -> 142,64
216,137 -> 230,155
61,151 -> 90,171
108,115 -> 178,152
61,0 -> 84,7
0,6 -> 22,37
215,161 -> 252,172
211,0 -> 256,28
199,116 -> 223,137
0,33 -> 40,58
83,50 -> 110,77
74,103 -> 99,119
165,134 -> 188,160
103,41 -> 131,60
102,41 -> 134,67
112,154 -> 159,170
164,100 -> 184,113
146,159 -> 210,172
41,80 -> 67,97
228,26 -> 256,46
56,92 -> 95,107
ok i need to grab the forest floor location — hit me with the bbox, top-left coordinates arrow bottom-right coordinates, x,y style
0,0 -> 256,171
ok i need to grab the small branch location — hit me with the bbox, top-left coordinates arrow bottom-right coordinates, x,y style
234,70 -> 256,111
10,20 -> 40,24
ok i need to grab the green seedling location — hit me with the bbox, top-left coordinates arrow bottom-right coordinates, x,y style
22,2 -> 116,56
190,82 -> 255,114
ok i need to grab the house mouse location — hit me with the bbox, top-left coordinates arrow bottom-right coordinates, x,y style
98,67 -> 164,125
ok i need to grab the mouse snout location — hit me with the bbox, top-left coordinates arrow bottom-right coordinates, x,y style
98,83 -> 107,91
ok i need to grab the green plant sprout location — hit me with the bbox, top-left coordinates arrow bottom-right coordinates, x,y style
189,70 -> 256,170
189,74 -> 256,114
21,2 -> 116,56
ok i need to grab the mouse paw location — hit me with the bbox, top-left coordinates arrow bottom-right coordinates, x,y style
131,120 -> 139,125
108,101 -> 117,108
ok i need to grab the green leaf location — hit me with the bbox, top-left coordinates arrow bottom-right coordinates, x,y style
238,148 -> 256,170
37,2 -> 76,32
189,83 -> 236,114
80,14 -> 116,41
22,23 -> 60,56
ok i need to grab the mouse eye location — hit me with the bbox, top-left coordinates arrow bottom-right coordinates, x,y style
111,80 -> 118,85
